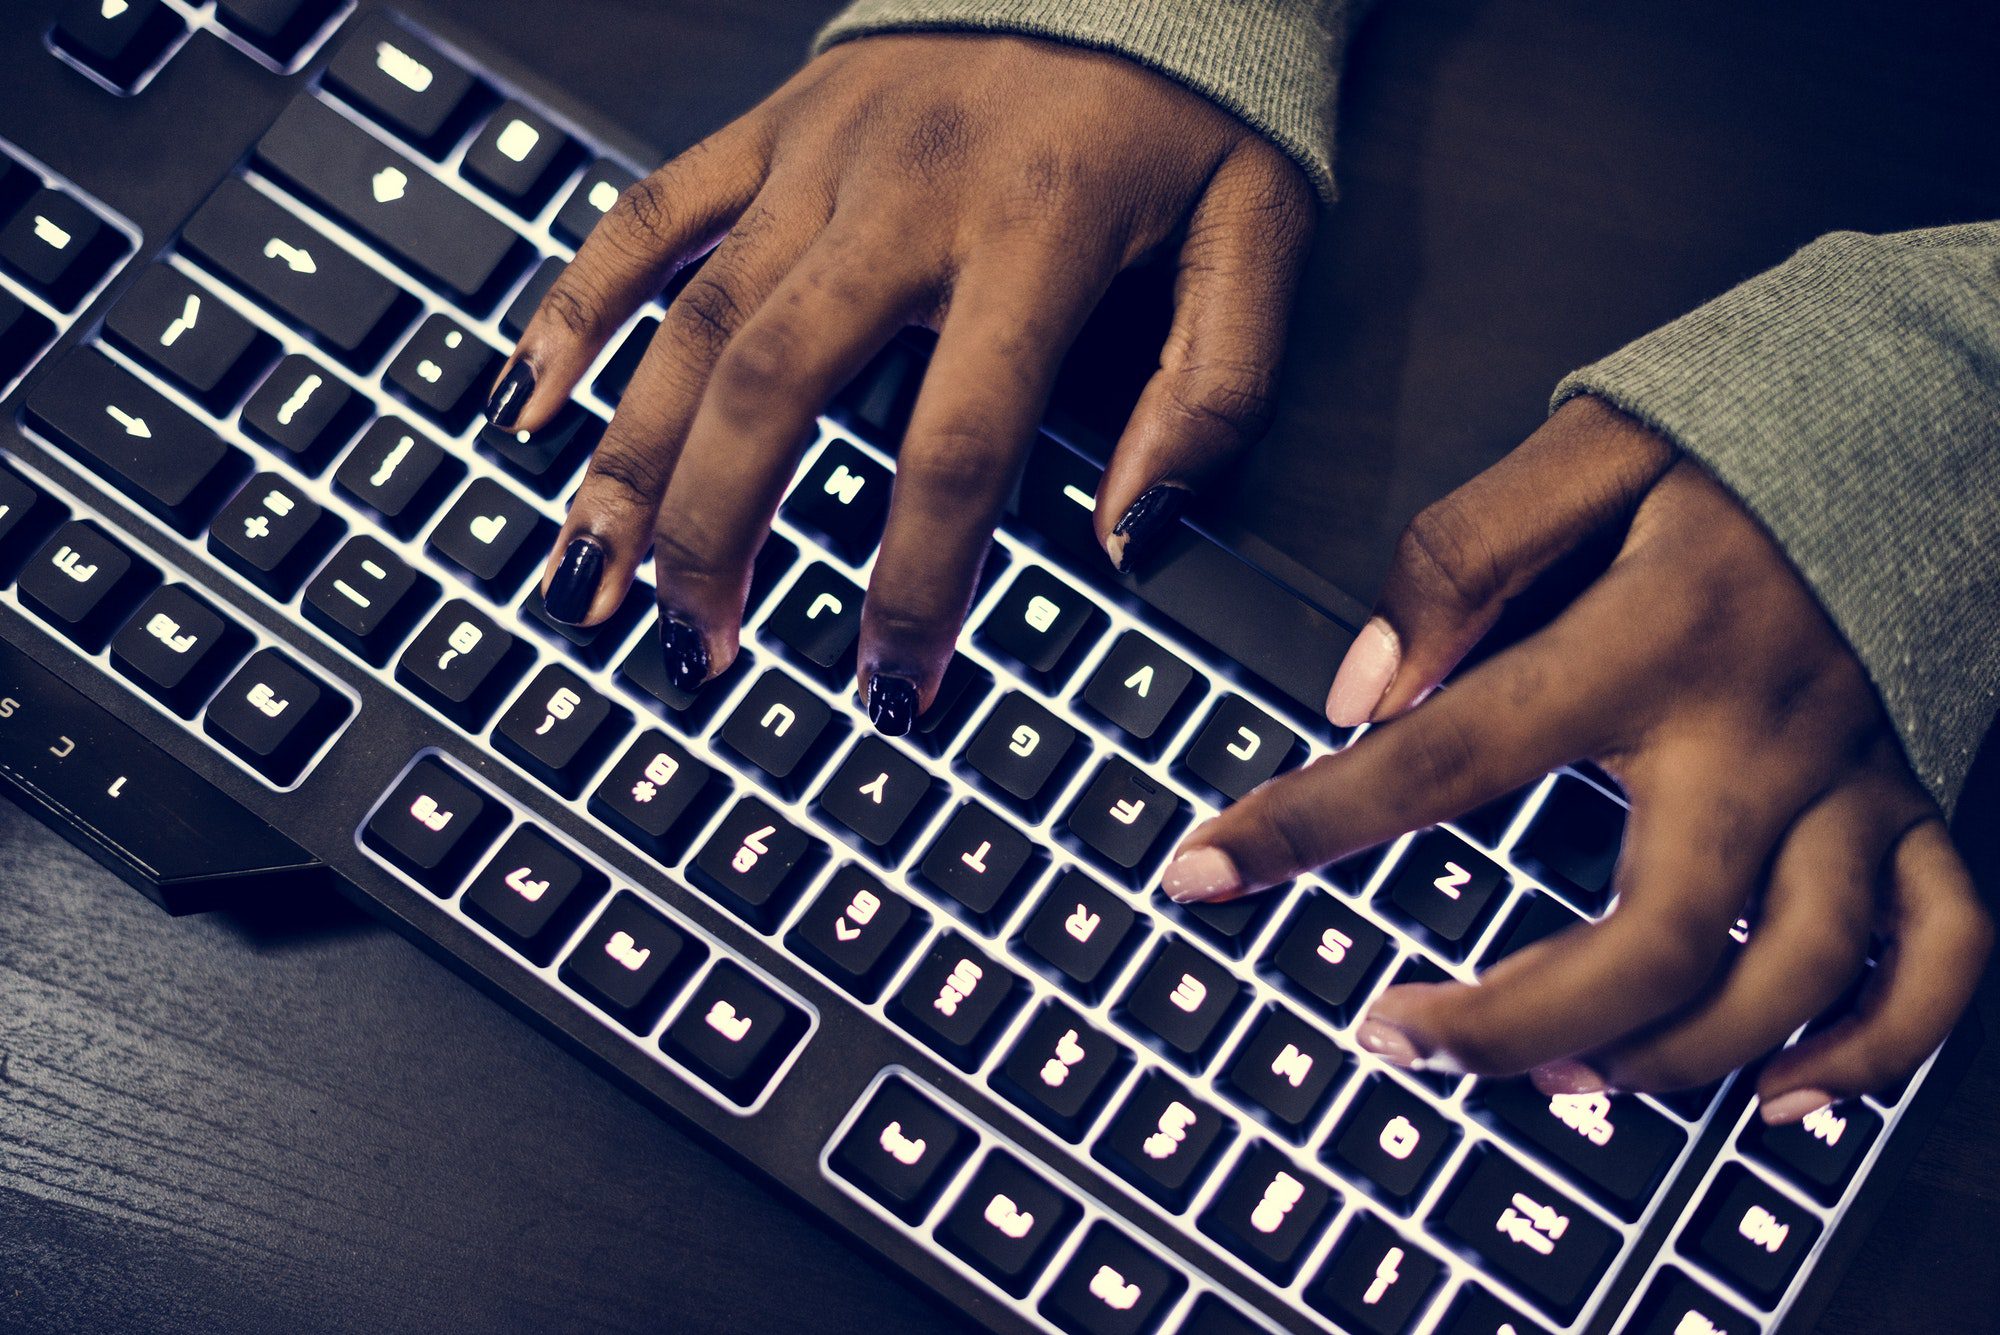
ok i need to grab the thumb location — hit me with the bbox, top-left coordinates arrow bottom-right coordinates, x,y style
1326,395 -> 1676,727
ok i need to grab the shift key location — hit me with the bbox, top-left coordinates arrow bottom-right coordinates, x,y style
256,96 -> 526,308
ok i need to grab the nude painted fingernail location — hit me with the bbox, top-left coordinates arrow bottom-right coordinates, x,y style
1760,1088 -> 1834,1126
1326,618 -> 1400,727
1355,1016 -> 1423,1068
1531,1059 -> 1607,1096
1161,847 -> 1241,903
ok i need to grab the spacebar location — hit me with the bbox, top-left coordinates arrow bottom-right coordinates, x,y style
0,625 -> 322,915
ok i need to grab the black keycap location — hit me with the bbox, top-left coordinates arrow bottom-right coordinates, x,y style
0,188 -> 123,311
361,757 -> 503,887
428,477 -> 548,594
214,0 -> 342,63
787,866 -> 923,1001
1451,784 -> 1535,849
1625,1269 -> 1759,1335
977,566 -> 1104,690
589,730 -> 717,861
915,801 -> 1040,928
961,691 -> 1079,813
1741,1097 -> 1880,1203
1512,774 -> 1625,913
1305,1213 -> 1444,1335
1119,939 -> 1242,1068
462,102 -> 581,215
1326,1075 -> 1457,1211
26,346 -> 248,535
181,179 -> 415,364
204,648 -> 348,783
688,798 -> 823,931
716,668 -> 843,797
52,0 -> 185,91
16,522 -> 154,652
104,266 -> 273,409
1266,892 -> 1391,1022
1164,891 -> 1281,960
460,824 -> 604,963
1378,829 -> 1509,959
661,960 -> 808,1105
1018,869 -> 1139,1001
1221,1005 -> 1345,1138
761,561 -> 862,682
937,1151 -> 1079,1298
321,14 -> 483,155
817,735 -> 936,857
1684,1165 -> 1822,1306
889,934 -> 1024,1070
1061,757 -> 1184,882
1473,1077 -> 1685,1218
617,622 -> 748,730
1478,888 -> 1586,966
208,473 -> 341,599
1177,694 -> 1302,803
559,891 -> 701,1032
551,161 -> 637,248
385,314 -> 499,429
240,353 -> 365,470
779,438 -> 892,564
499,254 -> 564,340
1094,1070 -> 1229,1210
1178,1297 -> 1266,1335
109,585 -> 250,716
907,652 -> 990,756
302,535 -> 434,663
1437,1150 -> 1620,1321
593,314 -> 658,405
1438,1285 -> 1552,1335
1200,1142 -> 1335,1281
0,464 -> 63,582
0,161 -> 34,220
995,1001 -> 1128,1139
1079,631 -> 1196,753
477,399 -> 601,495
1039,1221 -> 1184,1335
257,97 -> 525,308
0,288 -> 57,389
518,580 -> 650,669
494,663 -> 626,796
334,417 -> 462,537
828,1077 -> 973,1223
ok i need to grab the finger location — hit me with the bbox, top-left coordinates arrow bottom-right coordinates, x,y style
860,240 -> 1116,732
1093,142 -> 1314,573
1583,779 -> 1915,1094
493,119 -> 771,437
1324,395 -> 1675,727
650,218 -> 932,684
1756,819 -> 1992,1119
537,198 -> 810,628
1356,761 -> 1796,1076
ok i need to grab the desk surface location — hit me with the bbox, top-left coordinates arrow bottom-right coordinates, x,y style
3,1 -> 1997,1332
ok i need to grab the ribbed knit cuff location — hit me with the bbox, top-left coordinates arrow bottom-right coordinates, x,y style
1555,225 -> 2000,815
813,1 -> 1347,202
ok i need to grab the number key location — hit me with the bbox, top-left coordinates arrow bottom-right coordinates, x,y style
787,866 -> 924,1001
494,663 -> 627,796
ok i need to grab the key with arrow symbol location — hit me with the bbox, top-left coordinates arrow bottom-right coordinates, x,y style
263,237 -> 317,274
105,404 -> 151,438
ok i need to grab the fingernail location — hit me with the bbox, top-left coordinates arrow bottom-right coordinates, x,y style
1760,1088 -> 1834,1126
867,674 -> 918,737
1161,846 -> 1240,903
1108,484 -> 1192,574
1355,1016 -> 1423,1068
486,360 -> 536,432
542,536 -> 605,625
1326,617 -> 1400,727
658,615 -> 710,693
1531,1059 -> 1607,1096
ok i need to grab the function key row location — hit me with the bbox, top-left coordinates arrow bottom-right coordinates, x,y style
52,0 -> 346,90
0,142 -> 134,393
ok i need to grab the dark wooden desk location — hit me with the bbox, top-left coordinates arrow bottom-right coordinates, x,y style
3,1 -> 1996,1331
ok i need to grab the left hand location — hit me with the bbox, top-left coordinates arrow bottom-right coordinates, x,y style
1159,396 -> 1991,1121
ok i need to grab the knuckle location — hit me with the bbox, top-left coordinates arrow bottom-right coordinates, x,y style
708,321 -> 798,410
666,273 -> 750,363
585,443 -> 670,509
898,105 -> 972,180
538,280 -> 600,339
896,430 -> 1013,503
1398,497 -> 1503,613
649,518 -> 729,587
1242,777 -> 1329,877
1395,710 -> 1482,800
613,174 -> 679,245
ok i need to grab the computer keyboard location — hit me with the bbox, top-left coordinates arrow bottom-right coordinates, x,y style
0,5 -> 1975,1334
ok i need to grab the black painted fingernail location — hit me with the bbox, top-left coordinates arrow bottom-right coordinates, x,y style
486,360 -> 536,432
1110,484 -> 1193,573
658,615 -> 709,693
542,536 -> 605,625
867,674 -> 918,737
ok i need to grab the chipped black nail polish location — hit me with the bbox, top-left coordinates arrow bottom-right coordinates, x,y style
658,615 -> 709,693
486,360 -> 536,432
867,674 -> 918,737
542,535 -> 605,625
1111,484 -> 1193,573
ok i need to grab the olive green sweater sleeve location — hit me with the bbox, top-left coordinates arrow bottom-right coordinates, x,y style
813,1 -> 1352,202
1555,225 -> 2000,815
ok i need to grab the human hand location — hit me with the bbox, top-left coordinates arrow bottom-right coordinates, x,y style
495,33 -> 1314,732
1160,396 -> 1991,1122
